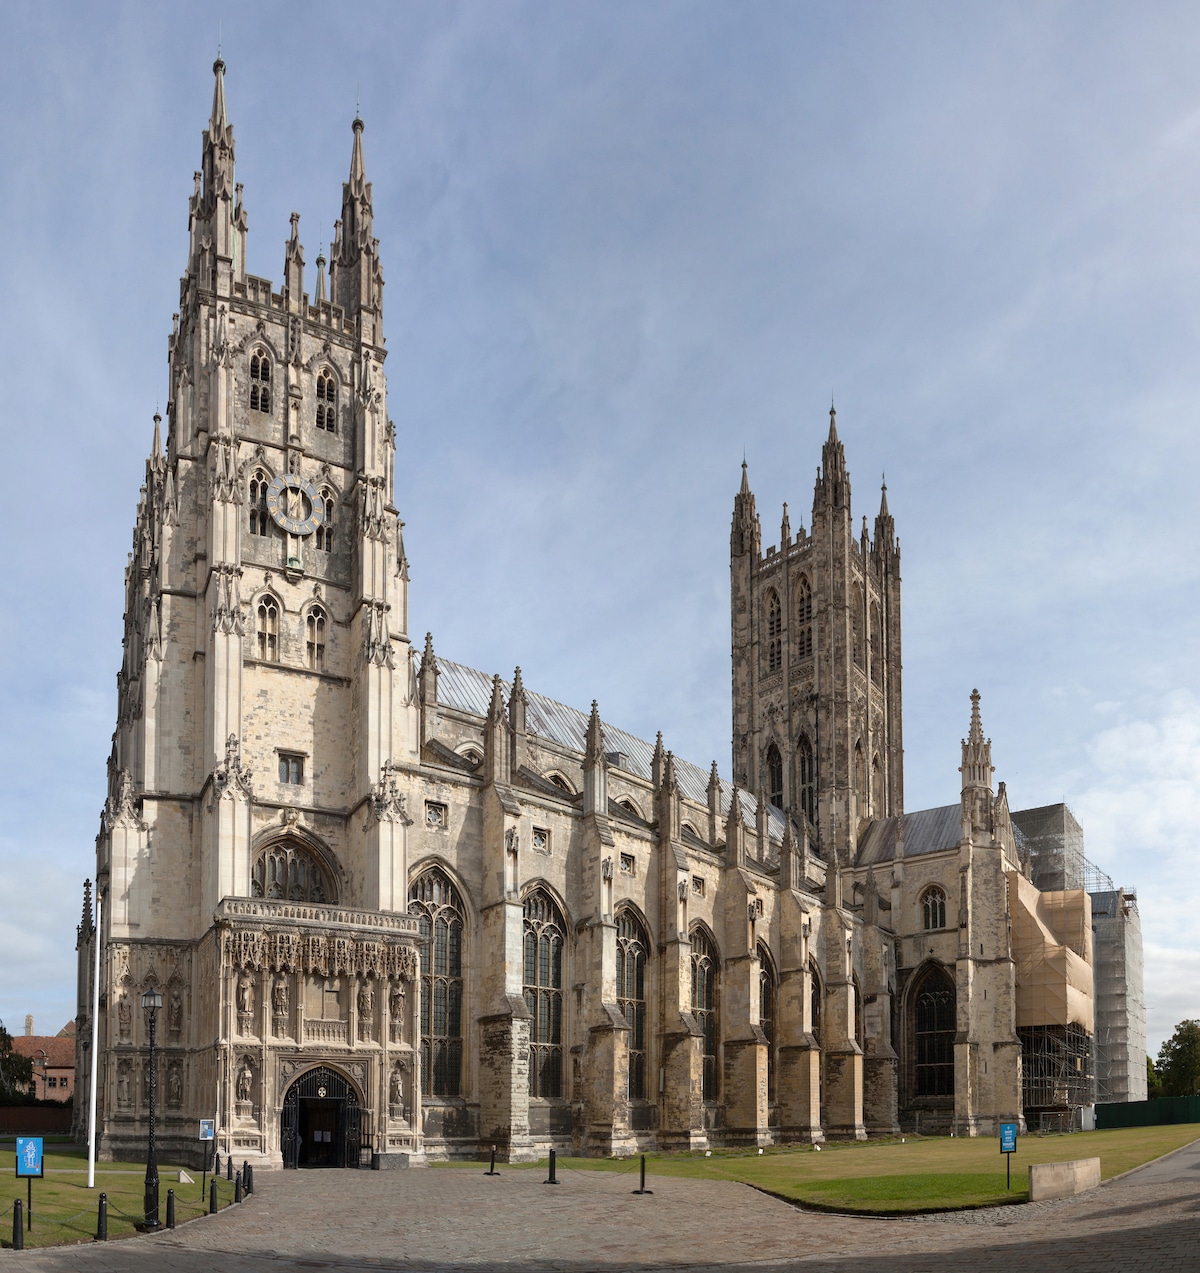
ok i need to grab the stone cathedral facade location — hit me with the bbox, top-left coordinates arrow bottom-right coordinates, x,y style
75,63 -> 1129,1169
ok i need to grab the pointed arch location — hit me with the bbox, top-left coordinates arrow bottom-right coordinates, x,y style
870,599 -> 882,684
523,886 -> 566,1098
305,603 -> 327,671
922,885 -> 947,931
908,961 -> 956,1098
249,347 -> 273,414
315,366 -> 338,433
256,591 -> 281,662
757,941 -> 778,1102
797,734 -> 816,823
317,486 -> 336,553
690,923 -> 720,1101
854,740 -> 866,803
808,957 -> 823,1045
766,742 -> 784,809
409,865 -> 466,1097
616,905 -> 650,1100
871,752 -> 883,814
251,834 -> 339,904
248,467 -> 272,537
796,575 -> 813,658
766,588 -> 783,673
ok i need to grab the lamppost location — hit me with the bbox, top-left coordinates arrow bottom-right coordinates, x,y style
141,986 -> 163,1231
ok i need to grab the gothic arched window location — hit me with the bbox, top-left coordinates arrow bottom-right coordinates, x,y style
317,488 -> 335,553
249,469 -> 269,537
758,943 -> 777,1103
691,927 -> 718,1101
252,841 -> 333,903
922,886 -> 947,932
913,965 -> 956,1097
766,743 -> 783,810
257,595 -> 279,662
767,590 -> 783,673
316,370 -> 337,432
797,576 -> 813,658
809,958 -> 822,1046
617,910 -> 649,1100
872,753 -> 883,814
798,735 -> 816,824
409,868 -> 465,1098
306,605 -> 326,671
870,601 -> 882,685
249,351 -> 272,413
523,889 -> 564,1098
854,741 -> 866,800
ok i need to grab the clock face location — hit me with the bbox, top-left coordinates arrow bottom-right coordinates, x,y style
265,473 -> 324,536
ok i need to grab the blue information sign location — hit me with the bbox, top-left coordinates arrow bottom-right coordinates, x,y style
15,1137 -> 44,1179
199,1119 -> 215,1141
1000,1122 -> 1018,1154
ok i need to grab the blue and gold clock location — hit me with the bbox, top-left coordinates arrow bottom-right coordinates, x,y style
265,473 -> 324,536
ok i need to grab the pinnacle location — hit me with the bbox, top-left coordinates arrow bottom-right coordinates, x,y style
739,459 -> 751,496
210,57 -> 228,131
349,114 -> 366,189
827,402 -> 839,444
879,475 -> 890,518
968,688 -> 984,744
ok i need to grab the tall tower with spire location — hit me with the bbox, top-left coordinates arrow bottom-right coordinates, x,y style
730,406 -> 903,864
83,61 -> 422,1169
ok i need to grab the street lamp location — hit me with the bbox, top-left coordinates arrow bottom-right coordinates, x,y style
141,986 -> 163,1231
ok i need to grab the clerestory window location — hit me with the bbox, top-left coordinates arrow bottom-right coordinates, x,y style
766,743 -> 783,810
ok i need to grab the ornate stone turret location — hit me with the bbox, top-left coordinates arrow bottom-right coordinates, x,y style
331,116 -> 383,341
960,689 -> 994,840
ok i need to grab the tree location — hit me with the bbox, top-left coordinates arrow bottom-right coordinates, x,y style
0,1020 -> 33,1096
1147,1054 -> 1164,1100
1156,1020 -> 1200,1098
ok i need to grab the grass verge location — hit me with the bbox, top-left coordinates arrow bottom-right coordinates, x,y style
0,1145 -> 238,1248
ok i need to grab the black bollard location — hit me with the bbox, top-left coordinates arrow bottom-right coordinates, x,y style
209,1177 -> 218,1215
245,1163 -> 254,1195
234,1171 -> 243,1204
484,1145 -> 499,1176
226,1154 -> 233,1181
96,1192 -> 108,1241
545,1148 -> 559,1185
213,1150 -> 220,1178
12,1200 -> 23,1251
632,1153 -> 654,1195
166,1188 -> 176,1229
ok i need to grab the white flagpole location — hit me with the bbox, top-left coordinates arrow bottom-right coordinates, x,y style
87,891 -> 102,1189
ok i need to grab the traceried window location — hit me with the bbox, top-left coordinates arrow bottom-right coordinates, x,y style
870,601 -> 882,685
922,886 -> 947,931
691,927 -> 718,1102
797,576 -> 813,658
257,595 -> 279,662
317,488 -> 335,553
249,469 -> 270,536
523,889 -> 564,1098
766,743 -> 783,810
914,965 -> 955,1097
409,868 -> 464,1098
278,753 -> 304,784
306,606 -> 327,671
767,590 -> 783,673
617,910 -> 649,1101
249,351 -> 272,413
872,754 -> 883,814
758,944 -> 777,1103
316,370 -> 337,432
798,735 -> 816,824
252,841 -> 332,903
809,959 -> 822,1046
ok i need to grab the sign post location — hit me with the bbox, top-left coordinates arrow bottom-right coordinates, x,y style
199,1119 -> 215,1201
999,1122 -> 1018,1189
15,1137 -> 44,1231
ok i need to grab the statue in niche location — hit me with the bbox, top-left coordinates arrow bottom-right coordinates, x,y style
389,1065 -> 403,1111
168,989 -> 183,1038
117,997 -> 131,1041
117,1062 -> 131,1109
357,980 -> 374,1040
272,974 -> 289,1024
389,981 -> 405,1044
236,1058 -> 253,1103
167,1061 -> 183,1108
237,970 -> 255,1032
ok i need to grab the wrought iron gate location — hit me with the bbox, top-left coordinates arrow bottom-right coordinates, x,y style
281,1065 -> 363,1169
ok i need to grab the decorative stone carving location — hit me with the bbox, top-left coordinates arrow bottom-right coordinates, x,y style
236,969 -> 255,1034
167,1059 -> 183,1108
167,987 -> 183,1039
389,981 -> 406,1043
117,1060 -> 131,1109
357,980 -> 374,1041
117,996 -> 132,1041
272,973 -> 290,1035
213,734 -> 253,802
211,564 -> 245,635
386,944 -> 418,982
106,770 -> 145,831
362,599 -> 395,667
505,827 -> 519,857
601,857 -> 614,881
235,1055 -> 254,1118
367,759 -> 411,827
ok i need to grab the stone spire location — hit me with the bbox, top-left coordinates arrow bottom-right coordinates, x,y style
960,689 -> 995,839
332,115 -> 383,332
284,211 -> 304,308
781,502 -> 791,547
583,701 -> 608,817
192,58 -> 239,291
731,460 -> 761,559
508,666 -> 528,737
874,475 -> 897,564
814,403 -> 850,515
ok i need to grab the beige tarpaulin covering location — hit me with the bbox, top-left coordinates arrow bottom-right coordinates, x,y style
1009,870 -> 1094,1032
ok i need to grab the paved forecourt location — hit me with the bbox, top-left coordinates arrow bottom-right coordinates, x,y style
3,1140 -> 1199,1273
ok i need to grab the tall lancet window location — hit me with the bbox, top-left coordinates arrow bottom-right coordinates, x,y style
691,927 -> 719,1101
257,595 -> 279,662
523,889 -> 565,1098
316,370 -> 337,432
767,590 -> 783,673
798,735 -> 816,824
766,744 -> 784,809
797,576 -> 813,657
317,488 -> 335,553
249,351 -> 272,413
758,944 -> 777,1103
249,470 -> 270,536
409,868 -> 465,1098
616,909 -> 649,1101
306,606 -> 326,671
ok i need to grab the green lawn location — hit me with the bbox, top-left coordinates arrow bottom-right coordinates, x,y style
0,1145 -> 238,1248
490,1124 -> 1200,1213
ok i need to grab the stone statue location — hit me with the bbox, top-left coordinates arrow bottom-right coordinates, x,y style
118,997 -> 131,1041
357,980 -> 374,1040
389,981 -> 405,1043
389,1066 -> 402,1109
236,1059 -> 253,1103
273,974 -> 289,1016
117,1063 -> 131,1108
168,1062 -> 183,1108
168,989 -> 183,1037
237,970 -> 254,1016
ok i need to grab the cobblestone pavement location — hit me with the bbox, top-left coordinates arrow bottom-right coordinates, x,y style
3,1139 -> 1198,1273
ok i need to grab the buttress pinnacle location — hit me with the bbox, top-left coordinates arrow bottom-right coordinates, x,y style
210,57 -> 228,131
968,688 -> 984,744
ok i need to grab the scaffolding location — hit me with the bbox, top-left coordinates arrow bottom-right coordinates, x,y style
1019,1022 -> 1095,1114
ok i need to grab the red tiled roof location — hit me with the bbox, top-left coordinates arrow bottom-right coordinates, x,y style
13,1036 -> 75,1069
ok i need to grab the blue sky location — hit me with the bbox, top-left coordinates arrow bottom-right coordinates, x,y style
1,1 -> 1197,1057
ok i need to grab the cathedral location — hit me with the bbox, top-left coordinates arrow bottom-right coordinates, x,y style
74,62 -> 1141,1170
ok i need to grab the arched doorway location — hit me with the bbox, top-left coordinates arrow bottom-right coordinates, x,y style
281,1065 -> 363,1168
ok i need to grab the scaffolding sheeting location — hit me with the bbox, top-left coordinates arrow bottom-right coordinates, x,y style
1009,870 -> 1094,1034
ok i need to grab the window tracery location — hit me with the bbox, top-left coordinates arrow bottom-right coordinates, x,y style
798,735 -> 816,824
914,965 -> 955,1097
250,351 -> 272,413
251,841 -> 333,903
691,927 -> 718,1101
409,868 -> 464,1098
523,889 -> 564,1098
766,743 -> 783,809
257,595 -> 279,662
758,943 -> 777,1103
249,469 -> 270,536
317,487 -> 335,553
616,910 -> 649,1100
922,886 -> 947,931
809,958 -> 822,1045
767,590 -> 783,673
796,576 -> 813,658
306,606 -> 327,671
316,370 -> 337,432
